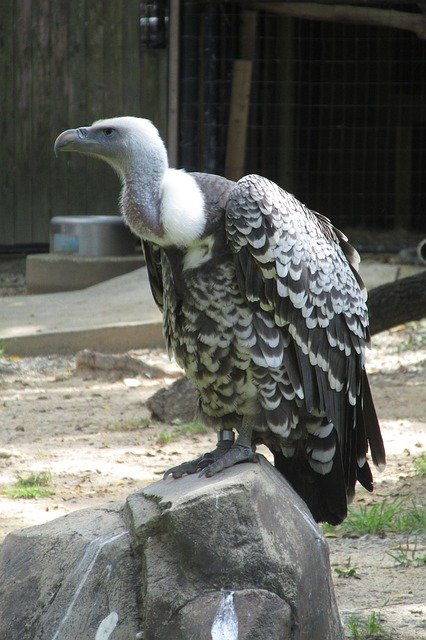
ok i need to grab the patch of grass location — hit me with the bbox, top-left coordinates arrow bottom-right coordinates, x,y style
323,498 -> 425,537
388,549 -> 426,568
335,557 -> 360,579
346,612 -> 393,640
156,421 -> 209,445
413,452 -> 426,477
35,449 -> 51,459
7,470 -> 54,499
177,421 -> 209,437
156,429 -> 175,445
344,499 -> 424,536
396,322 -> 426,352
108,417 -> 151,432
335,566 -> 360,579
387,536 -> 426,568
322,521 -> 338,537
0,340 -> 6,357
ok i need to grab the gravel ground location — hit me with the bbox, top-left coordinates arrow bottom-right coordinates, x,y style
0,256 -> 26,297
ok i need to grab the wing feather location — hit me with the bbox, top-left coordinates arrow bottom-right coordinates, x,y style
142,240 -> 164,311
226,174 -> 385,500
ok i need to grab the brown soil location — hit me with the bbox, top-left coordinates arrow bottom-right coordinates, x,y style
0,321 -> 425,639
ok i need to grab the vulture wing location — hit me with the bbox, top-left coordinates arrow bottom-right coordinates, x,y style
226,174 -> 385,518
142,240 -> 164,312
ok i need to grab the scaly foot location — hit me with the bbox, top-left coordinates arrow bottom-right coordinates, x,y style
199,444 -> 258,478
163,430 -> 235,479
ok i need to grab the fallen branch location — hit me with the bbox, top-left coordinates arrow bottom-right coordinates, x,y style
368,270 -> 426,336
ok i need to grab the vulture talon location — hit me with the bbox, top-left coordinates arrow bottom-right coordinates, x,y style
163,458 -> 203,480
199,444 -> 258,478
163,440 -> 233,480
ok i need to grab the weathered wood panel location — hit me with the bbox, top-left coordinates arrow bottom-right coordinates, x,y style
122,0 -> 142,118
31,0 -> 52,242
0,0 -> 166,247
13,0 -> 33,244
66,0 -> 90,218
104,0 -> 124,117
0,1 -> 15,245
49,0 -> 71,218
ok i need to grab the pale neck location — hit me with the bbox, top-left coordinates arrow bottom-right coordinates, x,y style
118,153 -> 168,240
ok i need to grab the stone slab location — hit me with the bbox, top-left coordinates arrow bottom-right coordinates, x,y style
1,261 -> 423,357
0,267 -> 163,356
26,253 -> 144,293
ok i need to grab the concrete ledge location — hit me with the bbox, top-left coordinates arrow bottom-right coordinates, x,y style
359,261 -> 424,291
3,321 -> 164,357
26,254 -> 145,293
0,268 -> 163,356
3,261 -> 424,358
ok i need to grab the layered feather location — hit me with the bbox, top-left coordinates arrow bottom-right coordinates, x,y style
225,174 -> 385,520
143,170 -> 385,524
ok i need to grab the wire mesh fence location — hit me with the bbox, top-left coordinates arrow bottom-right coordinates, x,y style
178,1 -> 426,232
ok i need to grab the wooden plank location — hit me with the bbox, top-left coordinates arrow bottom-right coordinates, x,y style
85,0 -> 104,123
225,10 -> 257,181
66,0 -> 89,214
31,0 -> 52,243
225,59 -> 253,181
99,0 -> 125,214
85,0 -> 119,215
122,0 -> 141,116
103,0 -> 123,116
0,1 -> 15,245
168,0 -> 180,166
50,0 -> 71,219
13,0 -> 33,244
140,50 -> 168,136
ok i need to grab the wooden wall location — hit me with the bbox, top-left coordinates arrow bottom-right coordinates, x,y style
0,0 -> 168,247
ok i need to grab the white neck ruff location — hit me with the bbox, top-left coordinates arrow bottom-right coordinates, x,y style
160,169 -> 206,247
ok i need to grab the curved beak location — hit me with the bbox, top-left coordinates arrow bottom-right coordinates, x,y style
54,128 -> 90,156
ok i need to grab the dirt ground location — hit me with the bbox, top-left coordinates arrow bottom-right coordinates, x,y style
0,288 -> 425,636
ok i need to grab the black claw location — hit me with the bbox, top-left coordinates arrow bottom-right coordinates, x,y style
163,460 -> 199,480
163,445 -> 232,480
199,444 -> 258,478
163,441 -> 243,480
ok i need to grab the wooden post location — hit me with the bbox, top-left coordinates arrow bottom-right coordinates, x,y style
225,10 -> 257,181
225,60 -> 253,181
168,0 -> 180,167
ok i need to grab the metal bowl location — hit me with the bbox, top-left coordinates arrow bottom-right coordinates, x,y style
50,216 -> 138,257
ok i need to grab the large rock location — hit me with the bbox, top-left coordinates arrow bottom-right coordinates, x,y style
146,376 -> 198,423
0,503 -> 141,640
0,458 -> 344,640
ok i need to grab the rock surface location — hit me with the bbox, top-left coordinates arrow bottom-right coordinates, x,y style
0,503 -> 141,640
146,376 -> 198,423
0,458 -> 343,640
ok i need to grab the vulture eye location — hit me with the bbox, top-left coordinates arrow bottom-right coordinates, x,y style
103,128 -> 115,137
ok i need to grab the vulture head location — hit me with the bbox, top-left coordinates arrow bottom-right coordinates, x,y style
54,117 -> 206,245
54,116 -> 168,179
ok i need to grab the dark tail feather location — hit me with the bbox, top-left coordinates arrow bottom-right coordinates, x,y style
362,370 -> 386,470
273,371 -> 384,526
274,445 -> 347,526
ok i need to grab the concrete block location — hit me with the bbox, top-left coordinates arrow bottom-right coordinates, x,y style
26,254 -> 144,293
